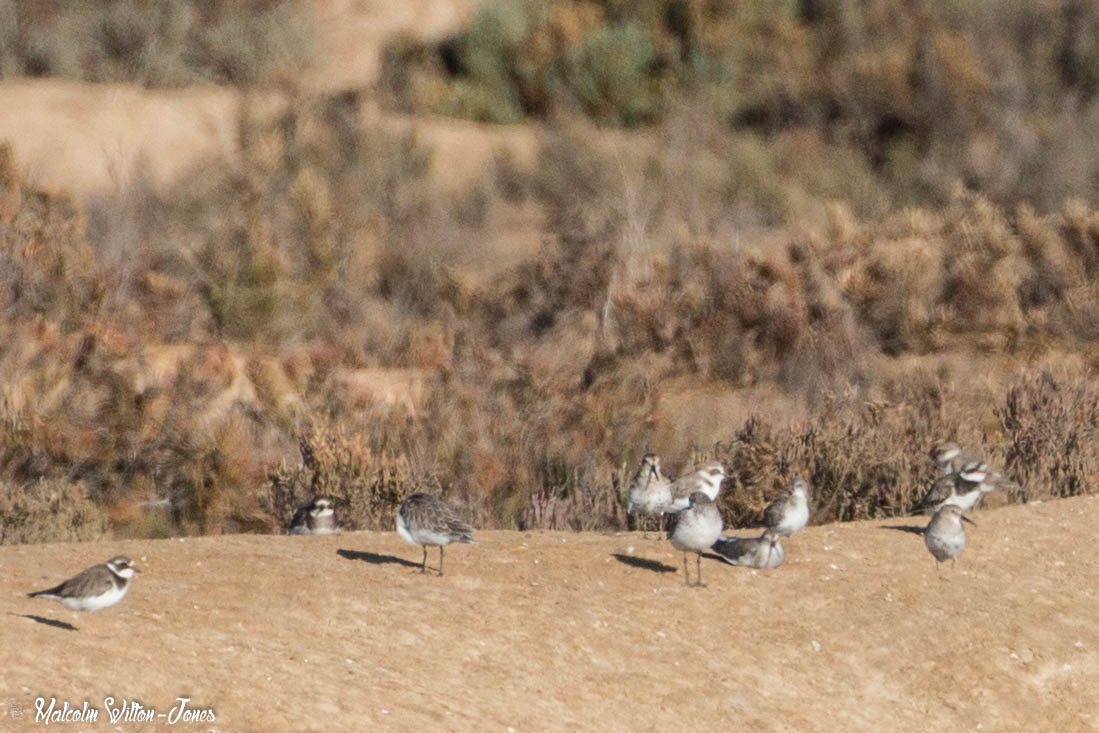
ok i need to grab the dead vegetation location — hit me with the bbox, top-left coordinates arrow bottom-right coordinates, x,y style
0,0 -> 311,86
5,99 -> 1099,543
5,3 -> 1099,542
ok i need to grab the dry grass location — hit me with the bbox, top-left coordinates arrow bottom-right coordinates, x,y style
8,6 -> 1099,541
385,0 -> 1099,212
0,0 -> 311,86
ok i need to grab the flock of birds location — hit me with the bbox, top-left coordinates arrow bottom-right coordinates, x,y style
625,453 -> 810,586
25,441 -> 1016,612
628,440 -> 1019,586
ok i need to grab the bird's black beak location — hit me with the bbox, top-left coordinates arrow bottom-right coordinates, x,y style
961,515 -> 978,527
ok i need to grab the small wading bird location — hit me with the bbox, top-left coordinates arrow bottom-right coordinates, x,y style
712,533 -> 785,570
915,467 -> 984,516
763,477 -> 811,540
930,442 -> 1020,497
396,493 -> 474,576
29,556 -> 140,612
915,461 -> 1017,523
925,505 -> 966,570
626,453 -> 672,538
289,496 -> 340,535
667,491 -> 723,587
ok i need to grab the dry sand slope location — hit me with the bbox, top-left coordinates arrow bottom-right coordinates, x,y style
3,496 -> 1099,732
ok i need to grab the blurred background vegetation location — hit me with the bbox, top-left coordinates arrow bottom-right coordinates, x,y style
3,0 -> 1099,542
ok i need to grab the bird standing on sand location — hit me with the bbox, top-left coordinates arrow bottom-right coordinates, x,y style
396,493 -> 474,576
667,491 -> 724,587
925,505 -> 966,570
763,477 -> 811,540
626,453 -> 673,536
28,556 -> 140,612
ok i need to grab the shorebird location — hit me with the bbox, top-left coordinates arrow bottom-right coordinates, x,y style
626,453 -> 672,537
925,504 -> 966,569
667,491 -> 723,587
763,477 -> 811,539
666,460 -> 726,513
916,461 -> 1017,517
396,493 -> 474,576
914,470 -> 984,515
289,496 -> 340,535
959,460 -> 1021,498
712,533 -> 785,569
28,556 -> 140,612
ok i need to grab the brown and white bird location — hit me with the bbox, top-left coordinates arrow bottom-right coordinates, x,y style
916,461 -> 1018,516
712,532 -> 785,570
925,505 -> 966,569
289,496 -> 340,535
763,477 -> 811,540
958,460 -> 1021,498
396,493 -> 474,575
666,460 -> 726,513
667,491 -> 724,587
626,453 -> 672,535
28,556 -> 140,612
915,470 -> 984,515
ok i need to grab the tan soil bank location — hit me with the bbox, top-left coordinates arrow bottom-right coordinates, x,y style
3,495 -> 1098,731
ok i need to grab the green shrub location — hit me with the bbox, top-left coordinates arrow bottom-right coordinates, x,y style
559,21 -> 660,126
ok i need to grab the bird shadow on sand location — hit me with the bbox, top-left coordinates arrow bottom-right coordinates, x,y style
337,548 -> 421,569
611,554 -> 677,574
15,613 -> 77,631
879,524 -> 926,537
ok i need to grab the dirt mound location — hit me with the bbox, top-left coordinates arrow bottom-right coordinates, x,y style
3,496 -> 1097,731
0,0 -> 481,202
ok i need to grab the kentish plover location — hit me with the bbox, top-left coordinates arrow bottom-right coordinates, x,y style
28,556 -> 140,612
763,477 -> 811,539
396,493 -> 474,575
925,504 -> 966,569
666,460 -> 726,513
626,453 -> 672,536
289,496 -> 340,535
667,491 -> 723,587
712,533 -> 785,569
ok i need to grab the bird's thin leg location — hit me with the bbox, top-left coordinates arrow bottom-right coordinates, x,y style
682,553 -> 690,586
439,546 -> 445,576
696,553 -> 704,588
421,546 -> 427,574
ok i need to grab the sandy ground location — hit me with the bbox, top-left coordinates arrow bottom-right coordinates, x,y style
300,0 -> 474,95
3,496 -> 1098,731
0,0 -> 483,202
